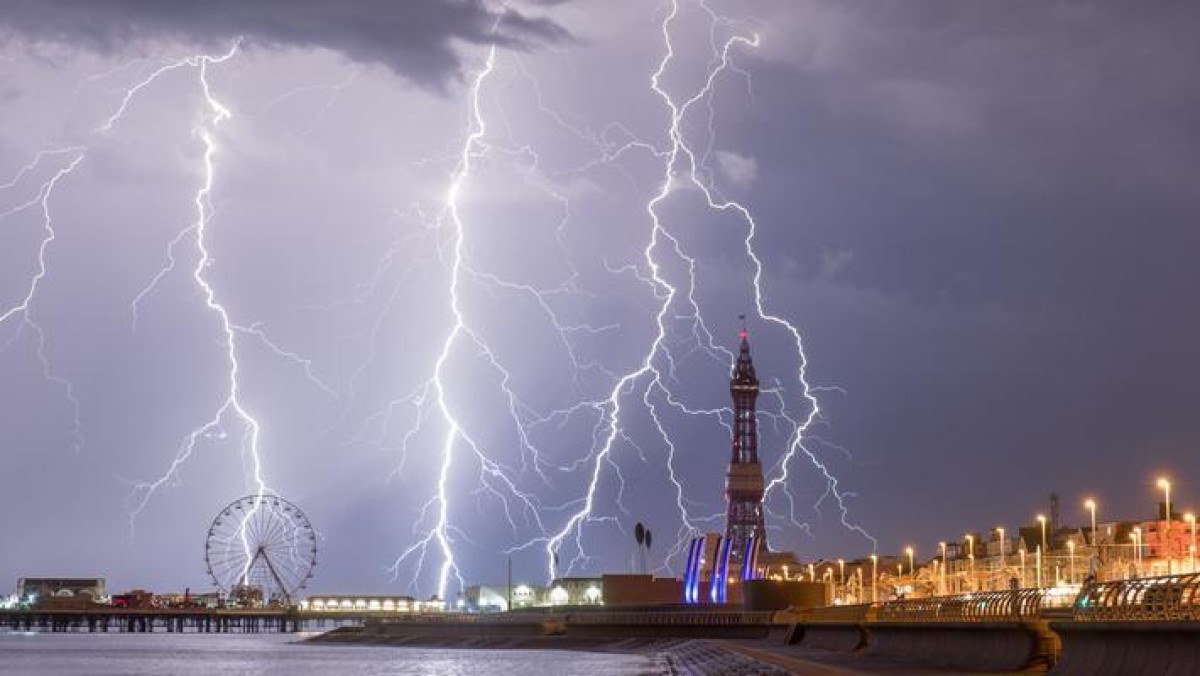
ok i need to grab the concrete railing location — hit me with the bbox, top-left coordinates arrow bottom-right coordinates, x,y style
786,592 -> 1054,671
1050,573 -> 1200,675
1072,571 -> 1200,621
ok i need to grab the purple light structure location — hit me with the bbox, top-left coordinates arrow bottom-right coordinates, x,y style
683,536 -> 703,604
741,536 -> 760,581
707,536 -> 724,603
709,536 -> 734,603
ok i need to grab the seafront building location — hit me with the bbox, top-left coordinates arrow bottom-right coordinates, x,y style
812,493 -> 1200,604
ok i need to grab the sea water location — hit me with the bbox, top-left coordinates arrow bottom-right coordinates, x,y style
0,632 -> 656,675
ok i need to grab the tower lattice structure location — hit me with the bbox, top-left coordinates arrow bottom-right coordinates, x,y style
725,327 -> 767,556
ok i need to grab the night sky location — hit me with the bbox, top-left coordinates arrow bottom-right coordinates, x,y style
1,1 -> 1198,599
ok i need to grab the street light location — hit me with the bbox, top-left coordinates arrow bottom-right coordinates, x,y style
870,555 -> 878,604
1067,540 -> 1076,584
1084,498 -> 1098,550
1035,546 -> 1043,588
965,534 -> 975,587
1019,548 -> 1027,588
1129,531 -> 1138,575
1158,477 -> 1172,574
906,546 -> 915,577
1132,527 -> 1142,576
997,527 -> 1006,571
1186,513 -> 1197,573
1037,514 -> 1048,587
939,542 -> 947,595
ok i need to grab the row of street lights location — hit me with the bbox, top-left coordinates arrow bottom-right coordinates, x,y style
1089,478 -> 1197,576
812,476 -> 1199,604
895,477 -> 1198,593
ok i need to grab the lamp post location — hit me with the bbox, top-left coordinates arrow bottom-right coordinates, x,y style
1129,531 -> 1138,575
1186,513 -> 1197,573
997,527 -> 1006,572
870,555 -> 878,604
1084,498 -> 1098,551
1035,546 -> 1043,588
838,559 -> 845,600
939,542 -> 947,595
1132,527 -> 1142,576
1019,548 -> 1026,588
965,534 -> 975,588
1037,514 -> 1048,587
1159,478 -> 1172,574
1067,539 -> 1076,584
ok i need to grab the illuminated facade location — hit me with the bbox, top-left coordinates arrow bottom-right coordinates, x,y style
301,595 -> 420,613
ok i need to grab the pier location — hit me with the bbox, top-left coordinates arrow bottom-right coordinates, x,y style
0,608 -> 361,634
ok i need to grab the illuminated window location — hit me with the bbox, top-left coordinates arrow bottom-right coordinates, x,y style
583,585 -> 601,604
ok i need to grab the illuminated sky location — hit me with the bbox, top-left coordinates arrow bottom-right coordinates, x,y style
2,1 -> 1199,598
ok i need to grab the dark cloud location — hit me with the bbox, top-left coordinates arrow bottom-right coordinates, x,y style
0,0 -> 569,86
712,0 -> 1200,556
2,0 -> 1200,591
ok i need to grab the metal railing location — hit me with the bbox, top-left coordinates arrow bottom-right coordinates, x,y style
378,613 -> 482,624
1073,572 -> 1200,621
565,611 -> 774,626
876,589 -> 1045,622
374,610 -> 774,626
801,603 -> 873,623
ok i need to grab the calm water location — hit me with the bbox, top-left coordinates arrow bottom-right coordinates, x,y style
0,633 -> 657,675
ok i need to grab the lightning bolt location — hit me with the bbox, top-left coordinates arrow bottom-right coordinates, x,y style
387,44 -> 501,600
111,44 -> 336,589
4,0 -> 876,599
0,43 -> 298,559
543,0 -> 877,576
0,149 -> 87,452
122,43 -> 282,542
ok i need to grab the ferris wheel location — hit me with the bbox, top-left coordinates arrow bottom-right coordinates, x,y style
204,495 -> 317,605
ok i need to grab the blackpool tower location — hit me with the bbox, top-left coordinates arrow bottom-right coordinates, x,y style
725,323 -> 767,555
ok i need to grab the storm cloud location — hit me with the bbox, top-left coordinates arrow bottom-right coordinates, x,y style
1,0 -> 1199,596
0,0 -> 568,86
